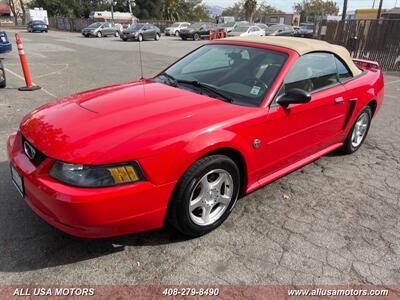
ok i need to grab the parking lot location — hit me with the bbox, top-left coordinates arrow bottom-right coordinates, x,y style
0,30 -> 399,286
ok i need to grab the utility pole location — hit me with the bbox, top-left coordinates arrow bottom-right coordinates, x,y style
342,0 -> 348,21
128,0 -> 136,23
110,1 -> 117,23
377,0 -> 383,19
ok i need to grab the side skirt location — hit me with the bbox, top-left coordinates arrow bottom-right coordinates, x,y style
246,142 -> 343,194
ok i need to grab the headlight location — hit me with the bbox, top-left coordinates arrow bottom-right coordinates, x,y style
50,161 -> 144,187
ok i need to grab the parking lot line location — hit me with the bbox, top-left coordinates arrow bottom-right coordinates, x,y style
385,79 -> 400,85
5,67 -> 57,98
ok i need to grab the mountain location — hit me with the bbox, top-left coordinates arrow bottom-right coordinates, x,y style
207,5 -> 225,16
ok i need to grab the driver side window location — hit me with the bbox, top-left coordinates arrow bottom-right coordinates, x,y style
284,52 -> 339,93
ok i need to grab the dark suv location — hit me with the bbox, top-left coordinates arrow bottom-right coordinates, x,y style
180,22 -> 214,40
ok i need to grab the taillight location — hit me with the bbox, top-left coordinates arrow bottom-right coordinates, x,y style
353,58 -> 381,71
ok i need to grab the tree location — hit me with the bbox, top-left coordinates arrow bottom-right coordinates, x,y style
221,1 -> 244,19
222,0 -> 282,21
293,0 -> 339,21
244,0 -> 257,22
162,0 -> 181,21
181,0 -> 209,21
8,0 -> 19,25
257,1 -> 284,15
133,0 -> 163,19
161,0 -> 209,21
18,0 -> 26,24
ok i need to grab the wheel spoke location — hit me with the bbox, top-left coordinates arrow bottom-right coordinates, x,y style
190,196 -> 203,211
218,194 -> 231,206
200,176 -> 211,194
210,172 -> 228,190
201,206 -> 212,223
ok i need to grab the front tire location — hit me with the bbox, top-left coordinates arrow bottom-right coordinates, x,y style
168,155 -> 240,237
115,31 -> 120,37
155,33 -> 160,41
138,34 -> 143,42
341,106 -> 372,154
175,30 -> 180,37
97,31 -> 102,38
193,33 -> 200,41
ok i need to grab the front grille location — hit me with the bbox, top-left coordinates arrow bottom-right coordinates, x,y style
22,135 -> 47,166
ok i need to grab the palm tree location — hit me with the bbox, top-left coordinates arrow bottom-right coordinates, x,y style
244,0 -> 257,22
162,0 -> 181,21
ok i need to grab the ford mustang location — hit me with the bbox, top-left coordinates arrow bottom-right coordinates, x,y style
7,37 -> 384,238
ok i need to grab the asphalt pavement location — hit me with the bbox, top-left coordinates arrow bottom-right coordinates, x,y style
0,29 -> 399,285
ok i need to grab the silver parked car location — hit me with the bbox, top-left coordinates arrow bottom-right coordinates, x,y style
165,22 -> 190,36
82,22 -> 120,38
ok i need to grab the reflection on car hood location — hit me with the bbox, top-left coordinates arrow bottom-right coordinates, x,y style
20,80 -> 253,164
123,29 -> 139,34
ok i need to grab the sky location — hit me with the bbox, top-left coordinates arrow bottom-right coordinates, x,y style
203,0 -> 399,13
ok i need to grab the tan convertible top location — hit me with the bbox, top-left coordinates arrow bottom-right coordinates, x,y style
224,36 -> 362,76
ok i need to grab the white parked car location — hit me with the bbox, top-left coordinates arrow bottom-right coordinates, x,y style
165,22 -> 191,36
228,25 -> 265,37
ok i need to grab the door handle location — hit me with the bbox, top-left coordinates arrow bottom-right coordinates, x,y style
334,97 -> 345,104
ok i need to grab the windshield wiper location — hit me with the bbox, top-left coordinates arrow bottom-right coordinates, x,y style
177,79 -> 234,103
157,72 -> 178,87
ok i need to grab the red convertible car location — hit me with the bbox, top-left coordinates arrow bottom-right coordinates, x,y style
8,37 -> 384,238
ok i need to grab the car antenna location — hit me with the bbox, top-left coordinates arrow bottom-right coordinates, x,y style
138,38 -> 144,80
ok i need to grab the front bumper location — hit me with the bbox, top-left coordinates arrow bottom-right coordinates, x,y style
7,131 -> 176,238
120,32 -> 139,40
180,33 -> 193,39
31,26 -> 48,32
0,43 -> 12,54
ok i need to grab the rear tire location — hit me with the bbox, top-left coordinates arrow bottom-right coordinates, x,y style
340,106 -> 372,154
168,155 -> 240,237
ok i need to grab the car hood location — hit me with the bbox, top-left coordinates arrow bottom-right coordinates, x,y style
229,32 -> 243,36
123,29 -> 139,33
20,80 -> 254,164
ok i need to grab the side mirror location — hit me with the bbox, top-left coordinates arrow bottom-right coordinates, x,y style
277,88 -> 311,107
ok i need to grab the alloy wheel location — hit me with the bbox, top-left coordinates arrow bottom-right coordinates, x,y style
189,169 -> 234,226
351,112 -> 369,148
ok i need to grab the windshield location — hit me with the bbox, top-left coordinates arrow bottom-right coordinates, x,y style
128,24 -> 143,30
88,22 -> 102,28
156,44 -> 287,107
171,23 -> 181,27
189,23 -> 204,29
300,24 -> 314,30
235,26 -> 250,32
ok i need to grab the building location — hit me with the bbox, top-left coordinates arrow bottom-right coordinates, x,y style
0,2 -> 11,17
261,13 -> 301,26
355,8 -> 379,20
381,7 -> 400,19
